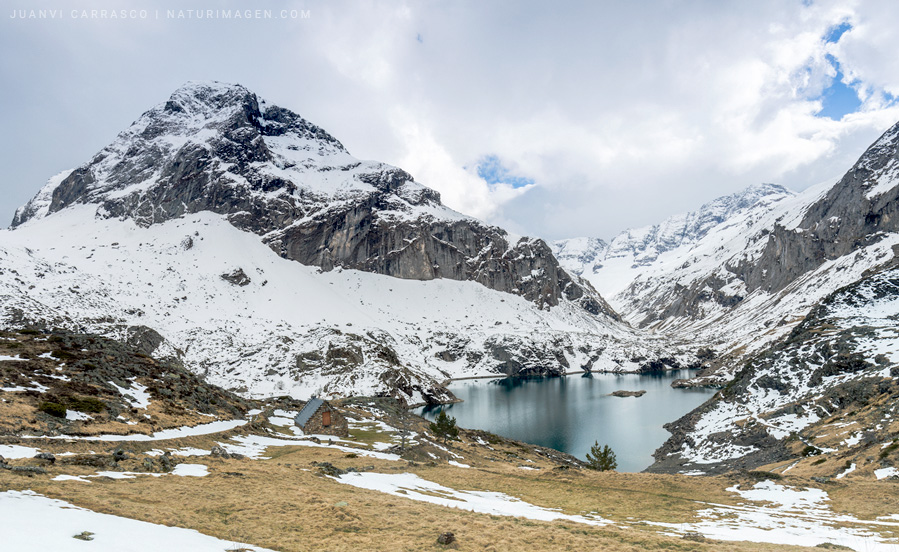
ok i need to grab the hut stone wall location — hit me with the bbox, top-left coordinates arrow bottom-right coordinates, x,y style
302,402 -> 348,437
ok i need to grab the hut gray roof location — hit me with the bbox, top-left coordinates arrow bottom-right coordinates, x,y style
294,397 -> 324,428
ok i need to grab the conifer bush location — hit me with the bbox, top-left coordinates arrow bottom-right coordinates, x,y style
585,440 -> 617,471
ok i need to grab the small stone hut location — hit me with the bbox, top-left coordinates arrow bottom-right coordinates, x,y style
294,397 -> 348,437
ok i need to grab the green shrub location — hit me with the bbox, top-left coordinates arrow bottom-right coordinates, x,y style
880,442 -> 898,459
67,397 -> 106,413
585,441 -> 617,471
19,329 -> 42,335
747,470 -> 782,480
429,411 -> 459,444
802,445 -> 822,457
38,402 -> 67,418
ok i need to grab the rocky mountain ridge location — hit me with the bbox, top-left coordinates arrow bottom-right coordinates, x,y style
0,206 -> 695,405
553,183 -> 794,298
12,81 -> 613,318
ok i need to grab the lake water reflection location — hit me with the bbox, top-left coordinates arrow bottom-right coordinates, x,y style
416,371 -> 716,472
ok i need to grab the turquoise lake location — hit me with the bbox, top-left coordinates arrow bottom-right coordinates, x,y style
416,371 -> 716,472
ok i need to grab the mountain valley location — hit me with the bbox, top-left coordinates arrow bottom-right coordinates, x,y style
1,81 -> 898,550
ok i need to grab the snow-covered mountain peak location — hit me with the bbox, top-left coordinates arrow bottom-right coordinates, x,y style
553,182 -> 795,298
11,81 -> 380,230
9,81 -> 617,319
605,182 -> 794,261
146,80 -> 347,152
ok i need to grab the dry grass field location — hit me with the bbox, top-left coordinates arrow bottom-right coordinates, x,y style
2,404 -> 897,552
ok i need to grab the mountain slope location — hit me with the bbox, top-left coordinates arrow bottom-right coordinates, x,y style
0,207 -> 688,405
649,262 -> 899,475
12,81 -> 614,318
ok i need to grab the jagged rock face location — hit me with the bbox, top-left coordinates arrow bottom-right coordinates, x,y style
272,194 -> 614,315
12,81 -> 613,318
734,123 -> 899,295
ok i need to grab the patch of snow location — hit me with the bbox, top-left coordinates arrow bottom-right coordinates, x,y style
843,432 -> 864,448
27,419 -> 247,441
94,472 -> 138,479
645,480 -> 899,551
0,445 -> 39,459
66,410 -> 92,421
1,381 -> 49,393
220,434 -> 401,461
146,447 -> 209,457
108,380 -> 151,409
0,490 -> 275,551
448,460 -> 470,468
171,464 -> 209,477
836,463 -> 857,479
875,467 -> 899,480
334,472 -> 611,526
51,475 -> 91,483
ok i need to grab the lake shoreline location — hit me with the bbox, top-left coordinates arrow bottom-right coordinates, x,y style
420,370 -> 716,472
445,367 -> 702,384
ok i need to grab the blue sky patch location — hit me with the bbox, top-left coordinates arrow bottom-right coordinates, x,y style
816,22 -> 860,121
818,53 -> 861,120
475,155 -> 534,188
824,21 -> 852,43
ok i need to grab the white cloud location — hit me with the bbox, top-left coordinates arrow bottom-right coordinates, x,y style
1,0 -> 898,240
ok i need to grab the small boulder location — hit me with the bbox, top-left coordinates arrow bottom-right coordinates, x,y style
220,268 -> 251,286
34,452 -> 56,464
437,532 -> 455,545
159,452 -> 174,472
682,531 -> 707,542
210,445 -> 232,459
313,462 -> 345,477
73,531 -> 94,541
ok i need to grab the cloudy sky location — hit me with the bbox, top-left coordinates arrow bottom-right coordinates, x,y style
2,0 -> 898,240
